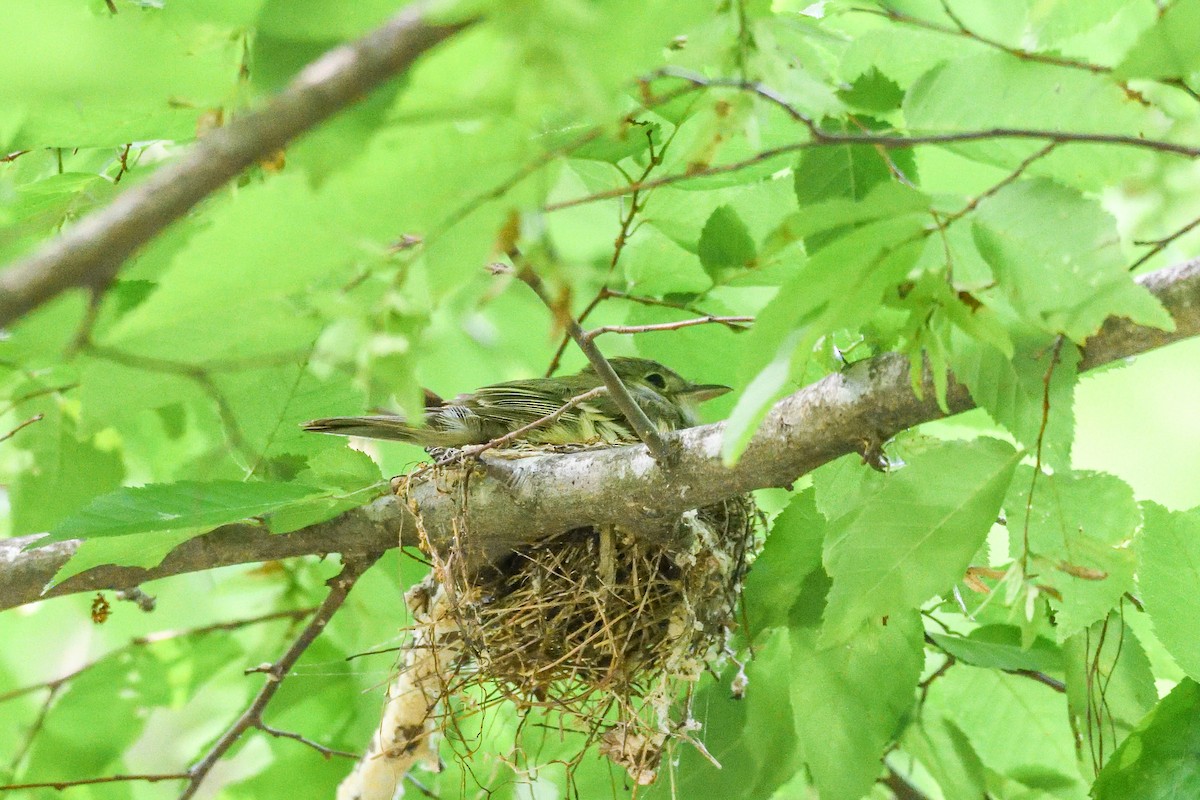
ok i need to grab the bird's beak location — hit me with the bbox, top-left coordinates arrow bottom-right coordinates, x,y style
679,383 -> 732,403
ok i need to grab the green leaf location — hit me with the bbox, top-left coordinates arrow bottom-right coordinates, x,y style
930,626 -> 1064,673
904,53 -> 1164,189
698,204 -> 757,277
10,405 -> 125,536
644,628 -> 802,800
1115,0 -> 1200,80
1137,504 -> 1200,682
1092,680 -> 1200,800
950,323 -> 1080,471
926,666 -> 1085,789
794,118 -> 918,205
972,180 -> 1173,341
623,223 -> 714,295
903,718 -> 989,800
45,480 -> 325,543
837,68 -> 904,113
821,438 -> 1019,643
1005,469 -> 1139,641
744,489 -> 825,631
811,453 -> 888,522
790,612 -> 924,800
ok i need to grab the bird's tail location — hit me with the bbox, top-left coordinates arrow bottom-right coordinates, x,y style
301,415 -> 446,445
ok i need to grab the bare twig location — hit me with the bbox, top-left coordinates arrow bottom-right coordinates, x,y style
0,414 -> 44,443
1008,668 -> 1067,693
0,4 -> 473,328
516,266 -> 673,462
257,722 -> 359,760
0,773 -> 191,792
544,128 -> 1199,214
940,142 -> 1059,224
1128,214 -> 1200,273
179,552 -> 382,799
882,765 -> 933,800
584,316 -> 753,341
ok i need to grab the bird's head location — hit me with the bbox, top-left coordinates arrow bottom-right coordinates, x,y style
605,357 -> 731,407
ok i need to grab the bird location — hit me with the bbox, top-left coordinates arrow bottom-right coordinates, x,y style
302,357 -> 730,448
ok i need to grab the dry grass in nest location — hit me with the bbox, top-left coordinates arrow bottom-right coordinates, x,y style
404,465 -> 761,786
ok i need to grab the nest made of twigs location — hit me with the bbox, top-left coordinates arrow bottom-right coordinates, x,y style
403,458 -> 760,785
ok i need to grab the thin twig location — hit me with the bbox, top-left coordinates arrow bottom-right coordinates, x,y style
1128,214 -> 1200,272
1020,337 -> 1066,574
256,722 -> 359,760
544,128 -> 1200,214
0,414 -> 44,443
0,773 -> 191,792
940,141 -> 1059,224
178,553 -> 382,800
584,316 -> 753,341
1008,668 -> 1067,693
516,266 -> 673,462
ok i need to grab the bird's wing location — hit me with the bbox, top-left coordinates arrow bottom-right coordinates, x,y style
464,380 -> 583,426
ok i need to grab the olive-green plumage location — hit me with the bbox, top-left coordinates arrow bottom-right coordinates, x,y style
302,357 -> 729,447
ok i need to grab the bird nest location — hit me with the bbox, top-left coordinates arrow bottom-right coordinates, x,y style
399,461 -> 761,786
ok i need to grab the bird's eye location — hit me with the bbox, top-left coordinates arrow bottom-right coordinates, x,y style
645,372 -> 667,389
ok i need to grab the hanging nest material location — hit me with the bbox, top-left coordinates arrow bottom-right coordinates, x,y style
344,456 -> 760,797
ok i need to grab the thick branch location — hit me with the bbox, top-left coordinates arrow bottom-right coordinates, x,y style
1,259 -> 1197,611
0,3 -> 470,328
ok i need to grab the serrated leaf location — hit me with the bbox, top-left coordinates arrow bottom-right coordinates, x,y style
794,118 -> 917,206
1004,469 -> 1139,641
1137,504 -> 1200,682
821,438 -> 1019,643
1091,680 -> 1200,799
698,204 -> 757,277
837,68 -> 904,113
972,180 -> 1173,341
44,480 -> 325,543
790,612 -> 923,800
950,323 -> 1079,471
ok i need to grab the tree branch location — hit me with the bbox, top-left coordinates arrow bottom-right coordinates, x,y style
0,2 -> 472,329
2,259 -> 1197,612
179,552 -> 382,799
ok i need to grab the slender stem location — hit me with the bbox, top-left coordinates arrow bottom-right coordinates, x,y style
178,553 -> 382,800
584,316 -> 753,341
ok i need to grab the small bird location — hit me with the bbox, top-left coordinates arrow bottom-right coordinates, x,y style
302,357 -> 730,448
